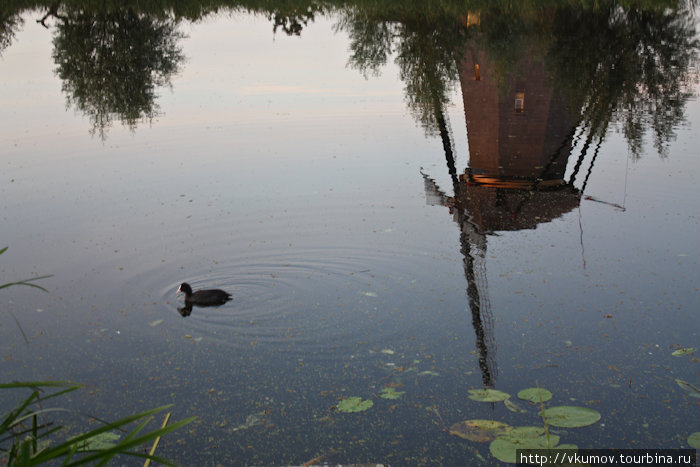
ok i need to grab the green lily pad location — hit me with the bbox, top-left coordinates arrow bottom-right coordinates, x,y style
542,406 -> 601,428
489,433 -> 561,463
337,396 -> 373,413
468,388 -> 511,402
671,347 -> 696,357
517,387 -> 552,403
507,426 -> 546,439
449,419 -> 512,442
688,432 -> 700,449
379,387 -> 405,400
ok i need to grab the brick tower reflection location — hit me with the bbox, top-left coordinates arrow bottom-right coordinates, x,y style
422,37 -> 582,388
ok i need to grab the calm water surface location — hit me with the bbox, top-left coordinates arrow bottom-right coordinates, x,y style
1,4 -> 699,466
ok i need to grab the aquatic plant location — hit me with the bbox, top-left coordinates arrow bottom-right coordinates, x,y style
450,385 -> 602,463
0,381 -> 195,466
1,247 -> 195,465
336,397 -> 373,413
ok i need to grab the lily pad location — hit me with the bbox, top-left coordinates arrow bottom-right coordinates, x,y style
671,347 -> 696,357
379,387 -> 405,400
449,420 -> 512,442
489,433 -> 561,463
542,406 -> 601,428
675,379 -> 700,398
688,432 -> 700,449
468,388 -> 510,402
517,388 -> 552,403
507,426 -> 546,438
337,396 -> 373,413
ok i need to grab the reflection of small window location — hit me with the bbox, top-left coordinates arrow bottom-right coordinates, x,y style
514,92 -> 525,112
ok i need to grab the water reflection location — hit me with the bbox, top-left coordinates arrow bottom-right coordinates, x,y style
340,1 -> 699,157
3,1 -> 696,145
47,7 -> 184,138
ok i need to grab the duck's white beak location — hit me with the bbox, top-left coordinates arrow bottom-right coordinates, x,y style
176,285 -> 182,294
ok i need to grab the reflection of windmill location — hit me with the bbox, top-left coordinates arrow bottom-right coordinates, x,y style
421,38 -> 601,388
422,170 -> 497,388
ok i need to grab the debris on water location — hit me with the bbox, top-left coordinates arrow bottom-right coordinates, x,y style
380,348 -> 395,355
379,387 -> 405,399
149,319 -> 164,327
232,411 -> 267,432
675,379 -> 700,398
504,398 -> 527,413
671,347 -> 696,357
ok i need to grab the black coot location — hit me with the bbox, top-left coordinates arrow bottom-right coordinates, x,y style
177,282 -> 232,307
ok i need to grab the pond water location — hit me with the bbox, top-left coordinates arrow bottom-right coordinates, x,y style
1,3 -> 699,466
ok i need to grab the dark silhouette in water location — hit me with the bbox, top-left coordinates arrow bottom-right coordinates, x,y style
177,282 -> 232,307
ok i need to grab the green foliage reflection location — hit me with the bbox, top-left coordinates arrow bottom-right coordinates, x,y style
52,8 -> 184,139
1,0 -> 697,152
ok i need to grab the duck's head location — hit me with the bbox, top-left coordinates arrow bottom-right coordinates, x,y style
177,282 -> 193,296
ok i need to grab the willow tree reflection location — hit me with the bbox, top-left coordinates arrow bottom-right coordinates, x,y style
51,8 -> 184,139
0,11 -> 23,55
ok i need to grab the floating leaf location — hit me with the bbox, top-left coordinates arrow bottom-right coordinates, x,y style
337,397 -> 373,413
688,432 -> 700,449
504,399 -> 527,413
418,370 -> 439,376
379,387 -> 404,400
542,406 -> 601,428
450,420 -> 512,442
380,349 -> 395,355
468,389 -> 510,402
672,347 -> 696,357
489,433 -> 560,463
517,388 -> 552,403
507,426 -> 545,438
149,319 -> 164,327
675,379 -> 700,398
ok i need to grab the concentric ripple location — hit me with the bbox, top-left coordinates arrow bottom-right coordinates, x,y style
148,245 -> 443,359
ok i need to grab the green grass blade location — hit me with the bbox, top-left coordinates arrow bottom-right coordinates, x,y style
1,391 -> 40,433
0,381 -> 82,390
62,416 -> 196,467
28,405 -> 176,463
